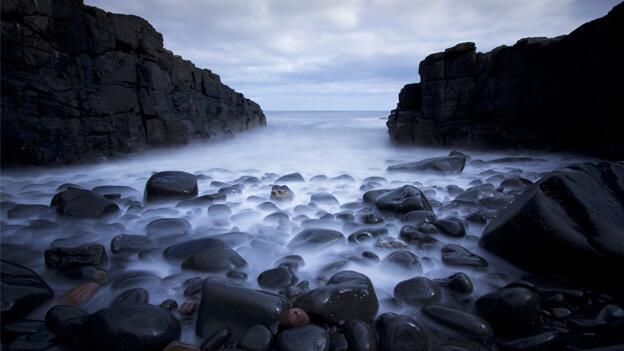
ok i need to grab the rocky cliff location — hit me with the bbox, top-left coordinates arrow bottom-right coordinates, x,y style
387,2 -> 624,159
1,0 -> 266,166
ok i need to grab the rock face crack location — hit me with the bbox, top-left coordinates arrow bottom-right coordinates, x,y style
387,3 -> 624,158
1,0 -> 266,166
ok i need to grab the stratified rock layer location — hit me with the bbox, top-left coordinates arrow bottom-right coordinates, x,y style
387,3 -> 624,158
1,0 -> 266,166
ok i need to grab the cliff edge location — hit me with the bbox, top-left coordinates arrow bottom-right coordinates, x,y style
387,2 -> 624,159
1,0 -> 266,166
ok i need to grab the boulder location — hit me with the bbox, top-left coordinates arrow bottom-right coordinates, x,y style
294,271 -> 378,324
78,304 -> 181,351
376,313 -> 428,351
196,277 -> 288,338
374,185 -> 432,213
182,247 -> 247,273
44,244 -> 107,269
387,155 -> 466,175
393,277 -> 441,306
1,260 -> 53,321
144,172 -> 198,202
480,162 -> 624,297
422,304 -> 493,339
475,286 -> 542,335
50,187 -> 119,218
288,229 -> 345,251
276,325 -> 328,351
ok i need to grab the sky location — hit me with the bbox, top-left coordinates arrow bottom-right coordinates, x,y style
86,0 -> 621,111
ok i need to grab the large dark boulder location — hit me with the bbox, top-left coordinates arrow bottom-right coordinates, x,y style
1,260 -> 54,321
51,187 -> 119,218
480,162 -> 624,297
387,3 -> 624,158
387,155 -> 466,175
196,277 -> 288,339
293,271 -> 378,324
374,185 -> 432,214
1,0 -> 265,167
144,171 -> 198,202
78,304 -> 181,351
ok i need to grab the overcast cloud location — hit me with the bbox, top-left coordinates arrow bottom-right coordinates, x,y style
86,0 -> 621,110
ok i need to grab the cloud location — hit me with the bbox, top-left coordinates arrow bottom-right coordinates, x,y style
85,0 -> 621,110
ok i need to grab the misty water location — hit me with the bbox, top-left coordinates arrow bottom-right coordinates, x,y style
0,111 -> 588,342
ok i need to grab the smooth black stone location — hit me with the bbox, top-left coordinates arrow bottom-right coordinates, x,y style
401,210 -> 436,223
79,304 -> 181,351
145,218 -> 192,238
238,324 -> 273,351
164,238 -> 226,261
311,192 -> 339,205
344,319 -> 377,351
6,329 -> 60,351
271,185 -> 295,202
374,185 -> 432,213
218,184 -> 244,196
441,244 -> 488,268
329,331 -> 348,351
480,162 -> 624,298
258,267 -> 296,290
196,277 -> 288,339
434,218 -> 466,237
44,244 -> 107,269
1,260 -> 53,321
44,305 -> 87,339
1,319 -> 46,344
362,189 -> 391,204
348,228 -> 388,244
475,286 -> 542,334
144,171 -> 198,202
51,187 -> 119,218
382,250 -> 422,272
275,255 -> 305,272
568,304 -> 624,330
276,325 -> 329,351
208,204 -> 232,218
7,204 -> 51,219
176,193 -> 226,207
182,247 -> 247,273
376,313 -> 428,351
210,232 -> 253,247
159,299 -> 178,311
276,173 -> 305,183
288,229 -> 345,251
498,328 -> 558,350
362,213 -> 384,224
111,288 -> 149,307
435,273 -> 474,294
466,209 -> 497,224
387,155 -> 466,175
201,327 -> 232,351
393,277 -> 441,306
294,271 -> 378,324
399,225 -> 438,245
110,234 -> 152,254
422,304 -> 493,338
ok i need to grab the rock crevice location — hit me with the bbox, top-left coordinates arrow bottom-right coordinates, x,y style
1,0 -> 266,166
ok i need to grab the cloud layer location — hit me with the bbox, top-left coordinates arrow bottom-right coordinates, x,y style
86,0 -> 621,110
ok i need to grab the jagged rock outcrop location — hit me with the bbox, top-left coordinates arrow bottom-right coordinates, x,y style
1,0 -> 266,166
387,2 -> 624,159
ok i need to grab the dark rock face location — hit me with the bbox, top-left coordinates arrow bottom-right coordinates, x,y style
1,0 -> 266,166
475,286 -> 542,335
480,162 -> 624,297
294,271 -> 378,324
387,3 -> 624,158
196,277 -> 288,338
1,260 -> 54,321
